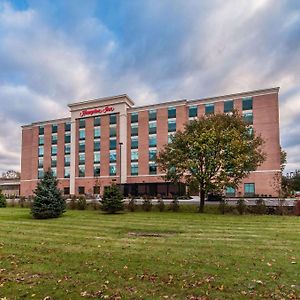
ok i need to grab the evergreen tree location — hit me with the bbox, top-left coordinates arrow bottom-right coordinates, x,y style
101,183 -> 124,213
0,188 -> 6,208
31,169 -> 66,219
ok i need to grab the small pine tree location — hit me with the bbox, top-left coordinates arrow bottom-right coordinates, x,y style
31,169 -> 66,219
0,189 -> 7,208
101,184 -> 124,213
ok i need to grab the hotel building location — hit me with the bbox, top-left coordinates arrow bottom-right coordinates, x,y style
21,87 -> 281,197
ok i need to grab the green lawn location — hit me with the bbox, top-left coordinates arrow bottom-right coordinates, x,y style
0,208 -> 299,299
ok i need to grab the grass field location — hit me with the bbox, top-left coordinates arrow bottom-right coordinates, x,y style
0,208 -> 299,299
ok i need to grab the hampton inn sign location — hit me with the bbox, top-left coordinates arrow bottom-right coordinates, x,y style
80,106 -> 115,117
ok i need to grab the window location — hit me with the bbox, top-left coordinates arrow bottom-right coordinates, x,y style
38,136 -> 44,146
79,166 -> 85,177
38,126 -> 44,135
93,185 -> 100,194
79,153 -> 85,165
149,121 -> 156,134
52,133 -> 58,144
131,123 -> 138,136
79,129 -> 85,140
65,155 -> 70,166
168,107 -> 176,118
64,187 -> 70,195
244,183 -> 255,196
205,103 -> 214,114
94,165 -> 100,177
51,156 -> 57,167
51,145 -> 57,156
189,106 -> 197,118
38,168 -> 44,179
243,112 -> 253,125
64,167 -> 70,178
131,136 -> 138,149
242,97 -> 253,110
168,119 -> 176,132
168,133 -> 174,144
131,150 -> 138,162
109,125 -> 117,137
109,164 -> 117,176
149,109 -> 156,121
38,158 -> 43,168
247,126 -> 254,137
109,138 -> 117,150
79,141 -> 85,152
94,127 -> 101,138
110,114 -> 117,125
94,116 -> 101,126
79,118 -> 85,128
226,187 -> 235,197
149,163 -> 157,175
94,140 -> 100,151
131,112 -> 138,123
94,152 -> 100,163
52,124 -> 58,133
38,146 -> 44,157
51,168 -> 57,177
149,135 -> 157,147
65,132 -> 71,143
149,149 -> 156,161
109,150 -> 117,163
224,100 -> 234,113
65,144 -> 71,154
131,163 -> 138,175
78,186 -> 85,194
65,122 -> 71,132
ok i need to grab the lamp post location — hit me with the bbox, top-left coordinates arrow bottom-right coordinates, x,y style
119,142 -> 123,185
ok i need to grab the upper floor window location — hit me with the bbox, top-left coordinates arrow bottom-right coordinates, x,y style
149,109 -> 156,121
51,133 -> 58,144
149,121 -> 157,134
79,141 -> 85,153
131,150 -> 138,162
65,122 -> 71,132
38,158 -> 43,168
189,106 -> 197,118
109,164 -> 117,176
131,136 -> 138,149
94,127 -> 101,138
242,97 -> 253,110
65,155 -> 71,167
79,129 -> 85,140
149,149 -> 157,161
64,167 -> 70,178
168,107 -> 176,118
205,103 -> 214,115
109,125 -> 117,137
51,145 -> 57,156
94,116 -> 101,126
131,112 -> 138,123
65,132 -> 71,144
109,150 -> 117,163
51,156 -> 57,167
38,126 -> 44,135
131,163 -> 138,176
131,123 -> 138,136
79,118 -> 85,128
65,144 -> 71,155
52,124 -> 58,133
168,120 -> 176,132
38,136 -> 44,146
94,140 -> 100,151
149,135 -> 157,147
38,168 -> 44,179
224,100 -> 234,113
94,152 -> 100,163
149,162 -> 157,175
109,114 -> 117,125
94,165 -> 100,177
109,138 -> 117,150
79,153 -> 85,165
79,166 -> 85,177
243,112 -> 253,125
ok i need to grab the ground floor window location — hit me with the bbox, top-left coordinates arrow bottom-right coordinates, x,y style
93,186 -> 100,194
64,187 -> 70,195
225,186 -> 235,197
244,183 -> 255,196
78,186 -> 85,195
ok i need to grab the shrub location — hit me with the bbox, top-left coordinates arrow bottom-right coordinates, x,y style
218,199 -> 228,214
69,195 -> 77,210
31,169 -> 66,219
101,184 -> 124,214
157,199 -> 165,212
170,198 -> 180,212
77,196 -> 87,210
293,200 -> 300,216
275,199 -> 288,216
142,195 -> 152,212
19,196 -> 26,208
253,199 -> 267,215
127,195 -> 137,212
236,198 -> 247,215
90,199 -> 99,210
0,191 -> 7,208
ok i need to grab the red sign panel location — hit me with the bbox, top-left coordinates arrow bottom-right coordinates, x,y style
80,106 -> 114,117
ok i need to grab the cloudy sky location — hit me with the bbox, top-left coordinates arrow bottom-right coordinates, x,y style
0,0 -> 299,173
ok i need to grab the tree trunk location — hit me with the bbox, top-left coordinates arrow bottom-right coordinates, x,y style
199,187 -> 205,213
